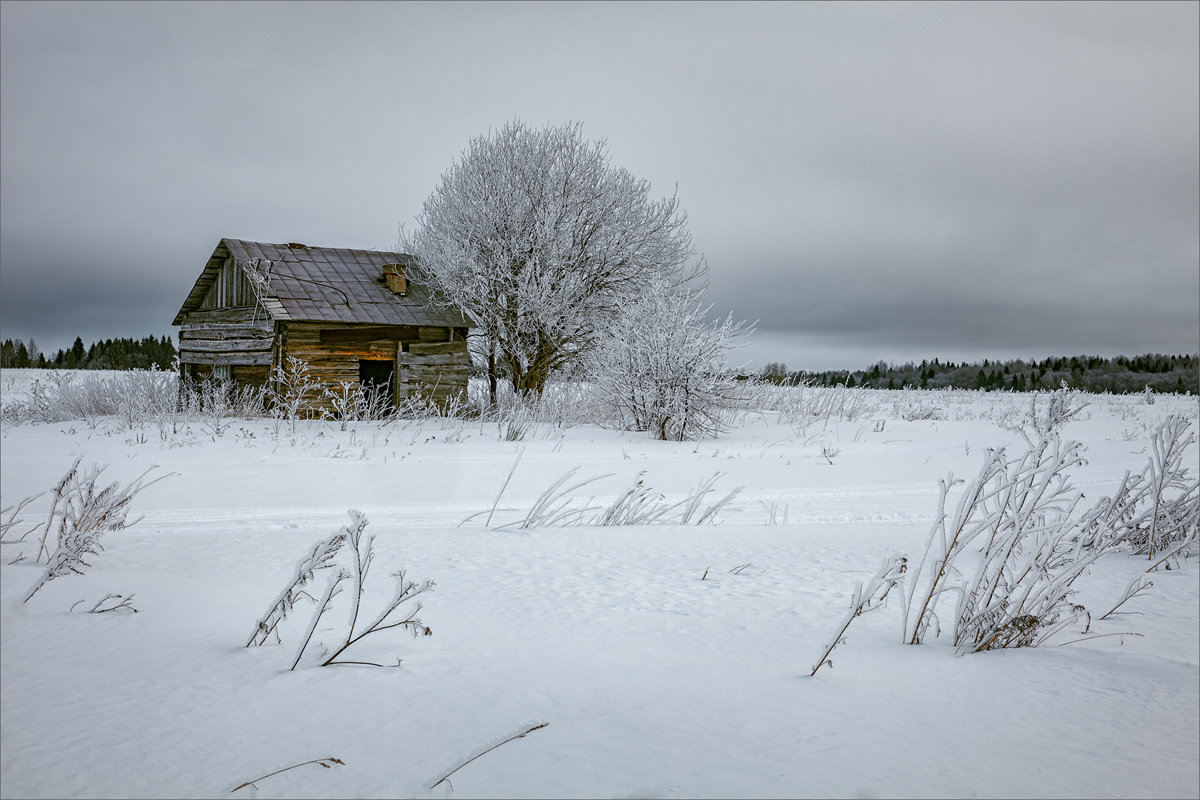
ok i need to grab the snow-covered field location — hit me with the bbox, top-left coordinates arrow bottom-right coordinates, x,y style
1,368 -> 1197,799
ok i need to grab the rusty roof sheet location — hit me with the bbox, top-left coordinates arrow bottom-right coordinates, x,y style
173,238 -> 472,328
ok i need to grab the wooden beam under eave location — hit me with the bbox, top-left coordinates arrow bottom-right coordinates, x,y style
319,326 -> 423,345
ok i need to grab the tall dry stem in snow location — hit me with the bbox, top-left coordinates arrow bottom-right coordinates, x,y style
811,554 -> 907,676
247,524 -> 348,647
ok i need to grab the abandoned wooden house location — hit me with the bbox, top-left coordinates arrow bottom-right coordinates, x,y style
172,238 -> 472,412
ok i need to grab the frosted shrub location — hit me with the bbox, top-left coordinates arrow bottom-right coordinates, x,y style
900,419 -> 1196,654
181,374 -> 241,438
1079,414 -> 1199,562
269,356 -> 325,436
810,406 -> 1197,668
1003,381 -> 1089,446
1,369 -> 179,426
588,280 -> 753,441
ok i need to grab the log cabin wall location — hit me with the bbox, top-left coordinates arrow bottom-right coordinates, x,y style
177,307 -> 275,389
400,340 -> 471,408
280,322 -> 470,414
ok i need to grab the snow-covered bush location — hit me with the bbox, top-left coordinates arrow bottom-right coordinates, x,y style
269,356 -> 325,436
1078,414 -> 1199,562
899,414 -> 1197,654
587,281 -> 752,441
1002,381 -> 1089,446
179,373 -> 268,439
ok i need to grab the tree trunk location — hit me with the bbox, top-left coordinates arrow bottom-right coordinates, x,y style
487,339 -> 498,407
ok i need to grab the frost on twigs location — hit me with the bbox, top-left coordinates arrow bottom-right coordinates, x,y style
900,415 -> 1197,654
818,412 -> 1197,664
246,524 -> 348,647
19,460 -> 171,604
492,468 -> 741,529
247,509 -> 434,670
587,277 -> 753,441
1002,381 -> 1089,447
810,554 -> 907,676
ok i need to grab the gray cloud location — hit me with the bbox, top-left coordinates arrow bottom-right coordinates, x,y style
1,1 -> 1196,370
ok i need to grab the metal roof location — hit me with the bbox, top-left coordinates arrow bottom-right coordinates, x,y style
172,238 -> 472,328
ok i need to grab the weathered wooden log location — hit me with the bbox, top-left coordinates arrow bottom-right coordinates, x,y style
178,350 -> 273,366
182,307 -> 265,324
180,324 -> 272,339
408,341 -> 468,356
398,354 -> 470,368
178,338 -> 273,353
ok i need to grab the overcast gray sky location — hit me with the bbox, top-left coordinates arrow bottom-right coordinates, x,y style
2,1 -> 1197,371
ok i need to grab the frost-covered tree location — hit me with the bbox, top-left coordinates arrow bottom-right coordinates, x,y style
587,278 -> 753,441
404,119 -> 696,400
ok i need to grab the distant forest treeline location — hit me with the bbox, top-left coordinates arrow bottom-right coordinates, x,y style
763,353 -> 1199,395
1,335 -> 1197,395
0,335 -> 177,371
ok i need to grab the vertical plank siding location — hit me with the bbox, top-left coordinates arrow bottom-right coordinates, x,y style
199,257 -> 257,309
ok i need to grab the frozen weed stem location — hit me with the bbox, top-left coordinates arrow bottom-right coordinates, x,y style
502,469 -> 740,528
900,414 -> 1197,653
22,461 -> 171,603
248,510 -> 434,669
811,554 -> 907,676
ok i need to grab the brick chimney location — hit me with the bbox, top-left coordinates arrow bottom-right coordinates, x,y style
383,263 -> 407,296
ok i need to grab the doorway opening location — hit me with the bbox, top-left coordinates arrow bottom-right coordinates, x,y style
359,359 -> 395,408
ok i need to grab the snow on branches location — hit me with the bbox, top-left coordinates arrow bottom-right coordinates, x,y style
405,119 -> 698,398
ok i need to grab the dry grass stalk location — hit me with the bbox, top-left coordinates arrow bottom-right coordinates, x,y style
246,521 -> 349,647
430,723 -> 549,791
811,554 -> 906,676
502,469 -> 741,529
251,510 -> 434,670
230,757 -> 345,793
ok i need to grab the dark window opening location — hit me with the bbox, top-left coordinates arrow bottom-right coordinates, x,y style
359,359 -> 395,406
